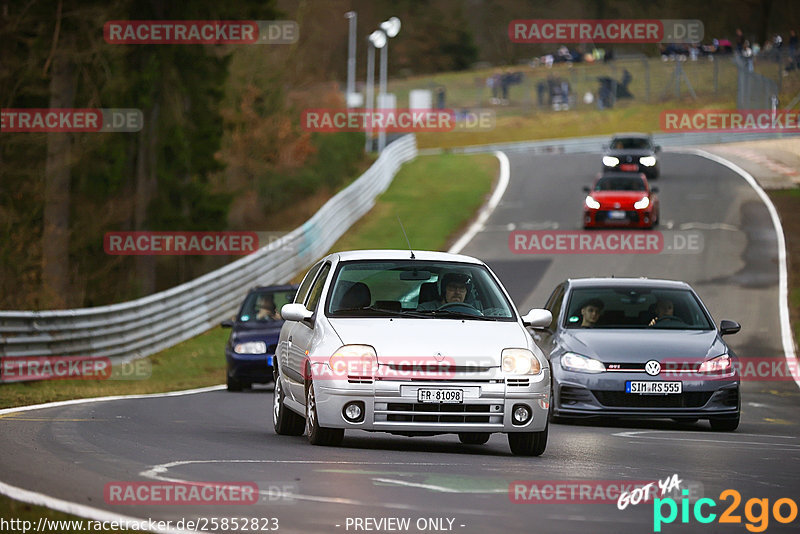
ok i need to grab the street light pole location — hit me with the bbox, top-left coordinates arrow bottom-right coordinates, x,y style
365,39 -> 375,152
345,11 -> 356,108
377,17 -> 400,153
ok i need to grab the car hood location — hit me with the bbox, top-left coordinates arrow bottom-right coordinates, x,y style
605,149 -> 655,158
328,318 -> 529,365
591,191 -> 649,203
559,329 -> 725,363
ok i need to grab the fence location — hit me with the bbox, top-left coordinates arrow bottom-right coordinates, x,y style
0,135 -> 417,381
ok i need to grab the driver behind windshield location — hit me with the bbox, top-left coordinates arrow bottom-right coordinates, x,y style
417,272 -> 470,311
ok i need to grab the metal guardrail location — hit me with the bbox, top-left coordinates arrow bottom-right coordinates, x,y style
0,135 -> 417,379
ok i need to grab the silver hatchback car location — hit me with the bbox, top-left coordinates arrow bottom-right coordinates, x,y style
272,250 -> 553,455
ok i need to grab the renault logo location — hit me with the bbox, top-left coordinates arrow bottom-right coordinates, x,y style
434,352 -> 445,362
645,360 -> 661,376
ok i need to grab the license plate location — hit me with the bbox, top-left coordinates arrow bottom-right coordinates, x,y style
626,381 -> 682,394
620,164 -> 638,171
608,210 -> 626,219
417,388 -> 463,403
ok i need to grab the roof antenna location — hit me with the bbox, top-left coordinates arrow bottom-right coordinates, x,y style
397,215 -> 415,259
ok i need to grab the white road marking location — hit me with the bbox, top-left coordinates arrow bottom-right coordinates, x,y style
675,148 -> 800,391
678,222 -> 738,231
449,151 -> 509,254
613,430 -> 800,448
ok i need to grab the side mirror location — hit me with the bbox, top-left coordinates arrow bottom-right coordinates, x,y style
719,320 -> 740,336
651,187 -> 659,193
220,319 -> 234,328
282,303 -> 314,322
582,186 -> 591,193
523,308 -> 552,328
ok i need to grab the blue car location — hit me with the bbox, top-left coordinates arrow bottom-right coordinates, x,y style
222,284 -> 298,391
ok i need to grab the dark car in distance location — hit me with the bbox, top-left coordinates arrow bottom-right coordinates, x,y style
602,132 -> 661,179
222,284 -> 298,391
532,278 -> 741,431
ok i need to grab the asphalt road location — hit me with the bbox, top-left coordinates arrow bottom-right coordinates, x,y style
1,151 -> 799,534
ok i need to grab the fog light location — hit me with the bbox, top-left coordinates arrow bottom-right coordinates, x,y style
512,404 -> 531,425
343,401 -> 365,423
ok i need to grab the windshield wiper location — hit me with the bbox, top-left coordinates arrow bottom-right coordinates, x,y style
428,309 -> 496,321
333,306 -> 433,319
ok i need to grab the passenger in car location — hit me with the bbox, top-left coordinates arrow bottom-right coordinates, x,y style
579,298 -> 604,327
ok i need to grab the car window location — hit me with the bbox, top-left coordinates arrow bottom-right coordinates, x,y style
611,137 -> 651,150
325,260 -> 516,320
295,262 -> 322,304
544,284 -> 566,330
564,287 -> 713,329
595,177 -> 646,191
304,263 -> 331,313
239,289 -> 296,322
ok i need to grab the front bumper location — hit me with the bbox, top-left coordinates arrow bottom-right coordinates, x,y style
313,375 -> 550,434
553,368 -> 739,418
226,351 -> 274,382
584,209 -> 655,228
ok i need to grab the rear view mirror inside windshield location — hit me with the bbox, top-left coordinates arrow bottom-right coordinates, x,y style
400,270 -> 432,281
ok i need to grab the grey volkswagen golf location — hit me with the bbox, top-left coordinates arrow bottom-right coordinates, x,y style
533,278 -> 741,431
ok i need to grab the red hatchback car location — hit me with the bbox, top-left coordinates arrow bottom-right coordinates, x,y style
583,172 -> 659,229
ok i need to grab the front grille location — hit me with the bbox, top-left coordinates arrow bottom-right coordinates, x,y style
266,343 -> 278,354
596,210 -> 639,223
593,391 -> 714,408
507,378 -> 530,387
605,363 -> 647,372
377,402 -> 503,424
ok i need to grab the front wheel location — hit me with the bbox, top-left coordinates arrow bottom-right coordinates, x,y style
306,381 -> 345,446
458,432 -> 491,445
710,414 -> 739,432
508,424 -> 548,456
273,376 -> 305,436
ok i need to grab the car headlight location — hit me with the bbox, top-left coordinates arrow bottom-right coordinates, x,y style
603,156 -> 619,167
330,344 -> 377,375
634,196 -> 650,209
234,341 -> 267,354
585,195 -> 601,209
640,156 -> 657,167
502,348 -> 542,375
561,352 -> 605,373
698,354 -> 733,375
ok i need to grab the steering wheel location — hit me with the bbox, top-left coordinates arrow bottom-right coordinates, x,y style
437,301 -> 484,316
654,315 -> 686,325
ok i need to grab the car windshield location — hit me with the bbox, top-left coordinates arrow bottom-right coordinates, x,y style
611,137 -> 651,150
594,177 -> 646,191
564,287 -> 714,329
325,260 -> 516,320
239,289 -> 296,322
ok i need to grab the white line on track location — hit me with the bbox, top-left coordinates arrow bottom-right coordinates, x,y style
673,148 -> 800,391
448,151 -> 509,254
613,430 -> 800,448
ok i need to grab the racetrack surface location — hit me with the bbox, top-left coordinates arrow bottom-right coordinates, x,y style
1,152 -> 799,533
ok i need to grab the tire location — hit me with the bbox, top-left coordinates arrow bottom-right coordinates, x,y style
273,376 -> 305,436
548,382 -> 563,423
306,380 -> 345,446
710,414 -> 739,432
226,374 -> 242,392
508,424 -> 548,456
458,432 -> 491,445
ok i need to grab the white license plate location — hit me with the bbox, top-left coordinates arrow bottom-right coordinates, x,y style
417,388 -> 463,403
608,210 -> 626,219
626,381 -> 682,394
620,164 -> 638,171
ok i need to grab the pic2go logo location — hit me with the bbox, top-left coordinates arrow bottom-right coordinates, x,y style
654,489 -> 798,532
